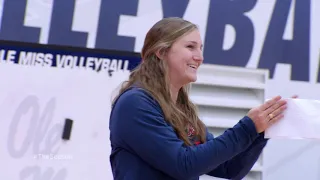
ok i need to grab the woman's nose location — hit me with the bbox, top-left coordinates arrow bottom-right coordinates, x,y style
193,53 -> 203,62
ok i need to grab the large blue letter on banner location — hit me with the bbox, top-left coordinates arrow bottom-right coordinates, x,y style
258,0 -> 310,81
48,0 -> 88,47
161,0 -> 189,18
95,0 -> 138,51
0,0 -> 40,42
203,0 -> 256,66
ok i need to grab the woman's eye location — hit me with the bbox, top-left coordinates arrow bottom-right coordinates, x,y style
187,45 -> 194,49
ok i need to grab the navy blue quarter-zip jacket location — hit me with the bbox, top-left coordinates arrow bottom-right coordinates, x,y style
109,87 -> 268,180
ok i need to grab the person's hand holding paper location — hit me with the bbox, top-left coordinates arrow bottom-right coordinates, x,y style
264,96 -> 320,140
246,95 -> 288,134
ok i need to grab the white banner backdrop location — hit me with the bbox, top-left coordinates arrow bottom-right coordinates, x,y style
0,63 -> 128,180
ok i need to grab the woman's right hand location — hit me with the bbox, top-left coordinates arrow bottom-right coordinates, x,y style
247,96 -> 287,133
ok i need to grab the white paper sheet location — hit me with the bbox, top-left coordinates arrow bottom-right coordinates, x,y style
265,98 -> 320,140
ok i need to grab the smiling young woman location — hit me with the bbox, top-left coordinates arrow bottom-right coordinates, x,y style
109,17 -> 288,180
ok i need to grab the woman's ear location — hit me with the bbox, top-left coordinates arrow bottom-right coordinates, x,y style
155,50 -> 163,60
155,48 -> 167,60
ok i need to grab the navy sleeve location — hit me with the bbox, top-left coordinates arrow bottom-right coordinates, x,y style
110,88 -> 260,179
206,131 -> 268,179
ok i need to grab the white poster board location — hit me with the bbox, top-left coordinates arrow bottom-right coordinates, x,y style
265,98 -> 320,140
0,63 -> 128,180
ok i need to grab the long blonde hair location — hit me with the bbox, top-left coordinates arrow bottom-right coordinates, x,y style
113,17 -> 207,146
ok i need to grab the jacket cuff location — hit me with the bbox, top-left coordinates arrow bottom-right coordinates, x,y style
241,116 -> 260,140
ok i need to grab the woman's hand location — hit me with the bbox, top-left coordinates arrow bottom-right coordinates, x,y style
247,96 -> 287,133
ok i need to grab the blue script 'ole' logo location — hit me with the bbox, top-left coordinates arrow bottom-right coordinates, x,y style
7,96 -> 67,180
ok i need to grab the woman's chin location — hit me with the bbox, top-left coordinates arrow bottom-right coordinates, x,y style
187,74 -> 197,83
